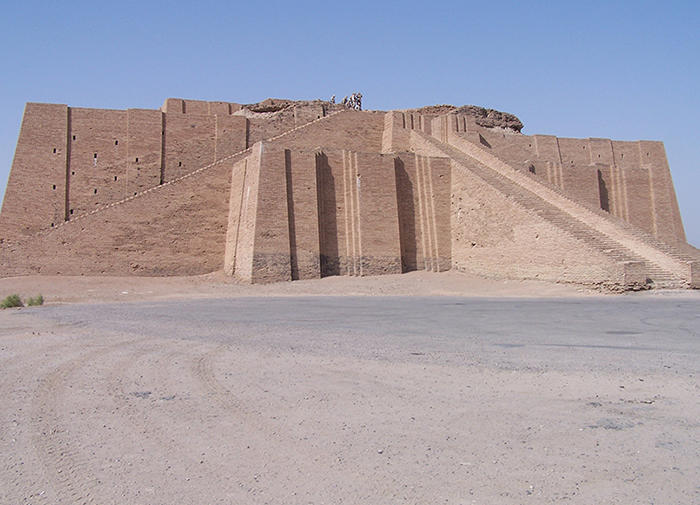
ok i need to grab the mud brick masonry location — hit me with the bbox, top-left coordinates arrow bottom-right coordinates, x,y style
1,98 -> 698,290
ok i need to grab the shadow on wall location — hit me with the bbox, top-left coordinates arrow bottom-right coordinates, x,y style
479,133 -> 491,149
598,169 -> 610,213
315,152 -> 339,276
284,149 -> 299,280
394,157 -> 418,272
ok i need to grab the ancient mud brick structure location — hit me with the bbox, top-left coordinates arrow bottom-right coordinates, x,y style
1,98 -> 698,289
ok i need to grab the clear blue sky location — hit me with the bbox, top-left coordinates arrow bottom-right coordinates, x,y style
1,0 -> 698,245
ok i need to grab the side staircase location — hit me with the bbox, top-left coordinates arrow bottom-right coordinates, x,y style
43,110 -> 349,235
414,129 -> 699,288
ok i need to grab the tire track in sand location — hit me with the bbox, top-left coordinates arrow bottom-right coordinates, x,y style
100,340 -> 257,501
189,344 -> 359,499
191,344 -> 323,446
0,340 -> 88,505
28,337 -> 143,505
192,345 -> 265,420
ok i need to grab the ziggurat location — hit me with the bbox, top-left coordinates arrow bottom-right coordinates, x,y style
1,98 -> 698,290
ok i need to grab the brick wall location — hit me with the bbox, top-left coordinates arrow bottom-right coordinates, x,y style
224,147 -> 261,281
639,140 -> 686,243
277,110 -> 385,153
0,154 -> 236,276
0,98 -> 694,288
222,143 -> 447,283
450,162 -> 625,286
247,111 -> 296,147
126,109 -> 163,195
0,103 -> 69,237
163,114 -> 215,181
284,149 -> 321,280
250,144 -> 293,283
394,153 -> 451,272
449,122 -> 685,244
68,108 -> 128,218
1,100 -> 351,243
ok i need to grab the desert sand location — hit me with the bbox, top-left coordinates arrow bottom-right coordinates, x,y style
0,270 -> 602,305
0,272 -> 698,504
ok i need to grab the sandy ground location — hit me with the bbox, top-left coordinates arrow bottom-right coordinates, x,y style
0,270 -> 604,305
0,273 -> 698,504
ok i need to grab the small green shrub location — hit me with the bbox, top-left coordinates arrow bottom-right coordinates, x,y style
27,294 -> 44,306
1,294 -> 23,308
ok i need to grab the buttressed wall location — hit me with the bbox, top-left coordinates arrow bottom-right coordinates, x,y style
1,98 -> 698,289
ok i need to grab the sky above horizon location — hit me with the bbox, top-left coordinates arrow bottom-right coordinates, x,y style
1,0 -> 698,245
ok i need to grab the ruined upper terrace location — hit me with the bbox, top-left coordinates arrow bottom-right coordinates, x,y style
158,97 -> 525,131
